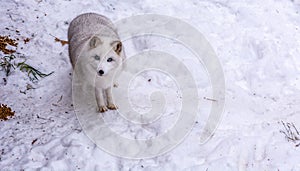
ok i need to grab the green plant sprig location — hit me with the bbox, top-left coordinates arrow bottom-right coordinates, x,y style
0,55 -> 16,76
0,54 -> 54,82
17,61 -> 54,81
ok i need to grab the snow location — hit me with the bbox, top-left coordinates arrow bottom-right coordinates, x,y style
1,0 -> 300,170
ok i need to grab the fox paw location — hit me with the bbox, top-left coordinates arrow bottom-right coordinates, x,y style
107,104 -> 117,110
98,105 -> 108,113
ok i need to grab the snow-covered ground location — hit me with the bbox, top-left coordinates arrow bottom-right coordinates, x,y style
1,0 -> 300,170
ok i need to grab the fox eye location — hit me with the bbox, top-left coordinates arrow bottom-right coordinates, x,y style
94,55 -> 100,60
107,57 -> 113,62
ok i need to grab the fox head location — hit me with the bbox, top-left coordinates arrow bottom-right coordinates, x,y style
85,36 -> 124,78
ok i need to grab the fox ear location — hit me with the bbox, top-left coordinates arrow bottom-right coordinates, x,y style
89,36 -> 102,48
112,41 -> 122,55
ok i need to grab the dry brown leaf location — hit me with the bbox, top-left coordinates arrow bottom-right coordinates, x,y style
0,35 -> 18,54
54,37 -> 68,46
0,104 -> 15,121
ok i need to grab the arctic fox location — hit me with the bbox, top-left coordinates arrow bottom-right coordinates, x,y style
68,13 -> 125,112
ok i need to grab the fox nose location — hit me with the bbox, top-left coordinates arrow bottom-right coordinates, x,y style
99,70 -> 104,76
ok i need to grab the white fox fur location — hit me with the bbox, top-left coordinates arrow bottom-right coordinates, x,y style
68,13 -> 125,112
